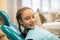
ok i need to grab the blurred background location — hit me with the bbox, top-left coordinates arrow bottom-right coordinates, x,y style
0,0 -> 60,38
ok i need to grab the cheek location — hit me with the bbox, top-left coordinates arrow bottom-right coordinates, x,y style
23,20 -> 30,25
34,19 -> 36,22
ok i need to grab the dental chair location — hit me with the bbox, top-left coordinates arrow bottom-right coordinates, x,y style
0,10 -> 24,40
0,10 -> 59,40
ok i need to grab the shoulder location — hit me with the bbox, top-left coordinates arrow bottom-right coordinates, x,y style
25,26 -> 48,40
25,26 -> 60,40
34,26 -> 60,40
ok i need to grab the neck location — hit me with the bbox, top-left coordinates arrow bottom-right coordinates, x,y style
24,29 -> 29,35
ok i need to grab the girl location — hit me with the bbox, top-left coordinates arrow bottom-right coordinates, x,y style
16,7 -> 59,40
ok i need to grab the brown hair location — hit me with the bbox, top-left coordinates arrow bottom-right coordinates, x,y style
38,13 -> 46,24
16,7 -> 31,37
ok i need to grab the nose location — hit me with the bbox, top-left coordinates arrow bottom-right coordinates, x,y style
30,18 -> 35,23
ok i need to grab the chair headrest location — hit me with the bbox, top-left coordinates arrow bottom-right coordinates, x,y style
0,10 -> 10,26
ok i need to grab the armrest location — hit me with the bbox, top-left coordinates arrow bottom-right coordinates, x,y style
1,25 -> 24,40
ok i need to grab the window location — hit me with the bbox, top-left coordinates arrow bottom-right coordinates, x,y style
42,0 -> 49,12
51,0 -> 60,10
21,0 -> 32,8
32,0 -> 41,12
21,0 -> 60,12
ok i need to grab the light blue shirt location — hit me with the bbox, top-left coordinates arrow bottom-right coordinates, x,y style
25,26 -> 60,40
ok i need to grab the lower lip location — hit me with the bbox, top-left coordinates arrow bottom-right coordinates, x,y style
30,24 -> 35,26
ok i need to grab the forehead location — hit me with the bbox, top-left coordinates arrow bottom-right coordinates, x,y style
22,9 -> 34,16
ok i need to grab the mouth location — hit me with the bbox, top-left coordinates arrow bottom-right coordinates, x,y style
25,23 -> 35,29
29,23 -> 35,27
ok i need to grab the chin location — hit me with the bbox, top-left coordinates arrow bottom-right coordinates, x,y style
28,26 -> 35,30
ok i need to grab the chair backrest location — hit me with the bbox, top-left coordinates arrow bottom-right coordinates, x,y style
0,10 -> 10,26
1,25 -> 24,40
0,10 -> 19,33
0,10 -> 24,40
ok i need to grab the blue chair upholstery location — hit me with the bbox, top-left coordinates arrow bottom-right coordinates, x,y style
0,10 -> 19,34
0,10 -> 24,40
0,10 -> 10,26
1,25 -> 24,40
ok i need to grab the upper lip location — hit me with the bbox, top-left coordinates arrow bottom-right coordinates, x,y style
29,23 -> 35,26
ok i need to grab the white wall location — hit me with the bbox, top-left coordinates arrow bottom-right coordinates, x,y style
0,0 -> 7,13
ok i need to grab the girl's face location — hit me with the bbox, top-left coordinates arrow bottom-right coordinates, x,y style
21,9 -> 36,29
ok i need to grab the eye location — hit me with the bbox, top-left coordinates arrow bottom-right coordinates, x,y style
32,15 -> 34,18
32,14 -> 34,18
25,17 -> 30,20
